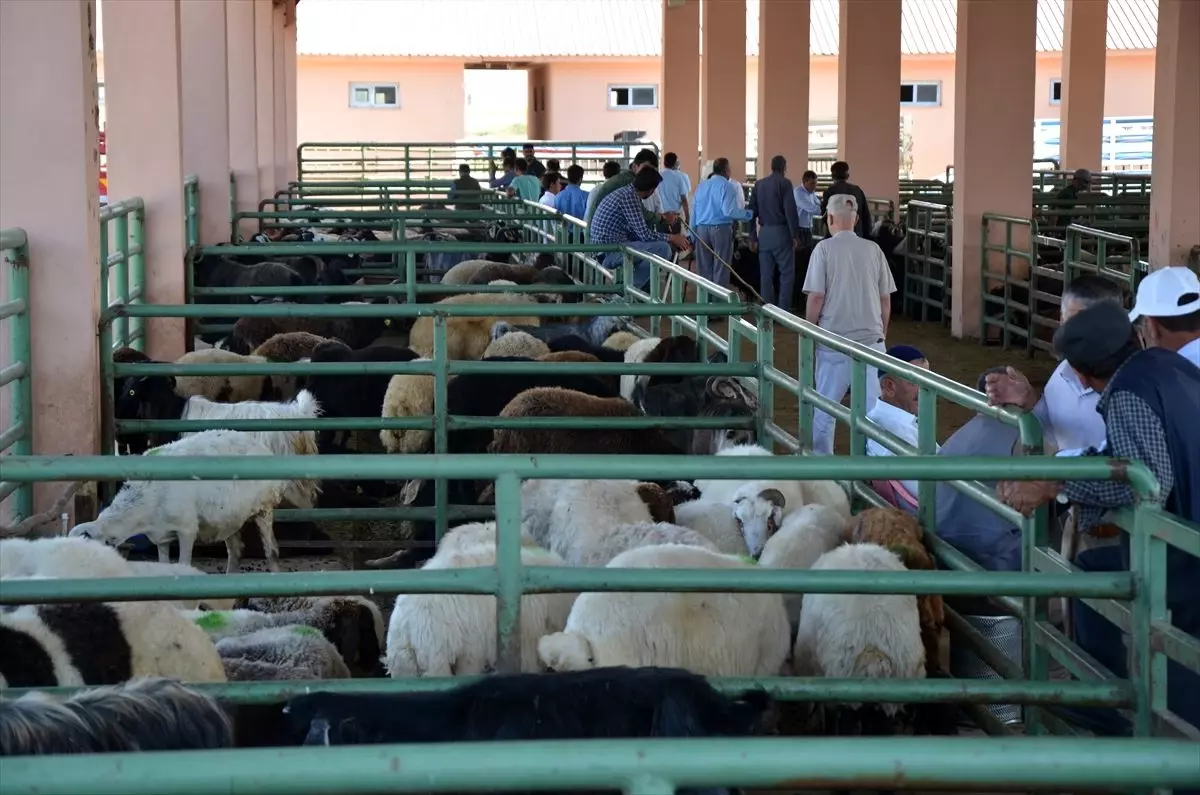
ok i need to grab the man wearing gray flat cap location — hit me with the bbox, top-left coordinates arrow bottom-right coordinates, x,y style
998,300 -> 1200,738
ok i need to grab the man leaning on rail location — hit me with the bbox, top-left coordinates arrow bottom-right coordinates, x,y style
996,301 -> 1200,740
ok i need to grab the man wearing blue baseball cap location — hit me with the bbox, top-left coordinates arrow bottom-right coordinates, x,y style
865,345 -> 937,511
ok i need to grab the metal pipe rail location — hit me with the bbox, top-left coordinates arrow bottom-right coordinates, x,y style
98,196 -> 146,352
1,226 -> 33,519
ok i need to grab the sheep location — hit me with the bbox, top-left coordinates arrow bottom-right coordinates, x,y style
483,329 -> 550,359
758,503 -> 850,627
171,348 -> 278,404
283,668 -> 772,781
0,592 -> 227,688
673,500 -> 749,556
379,359 -> 438,454
384,539 -> 575,676
695,443 -> 851,526
124,561 -> 238,611
302,341 -> 419,454
849,508 -> 944,674
224,595 -> 385,677
216,626 -> 352,681
112,346 -> 152,364
539,544 -> 790,677
252,332 -> 332,398
602,330 -> 640,352
0,537 -> 137,581
408,293 -> 543,360
227,305 -> 391,355
689,400 -> 759,455
487,388 -> 682,458
619,335 -> 664,400
0,677 -> 233,755
547,333 -> 626,362
69,430 -> 288,574
492,315 -> 626,349
792,543 -> 924,716
465,262 -> 542,285
440,258 -> 499,285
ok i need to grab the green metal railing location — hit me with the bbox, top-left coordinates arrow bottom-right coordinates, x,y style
1,226 -> 33,521
979,213 -> 1040,351
98,197 -> 146,353
902,200 -> 952,324
183,172 -> 199,247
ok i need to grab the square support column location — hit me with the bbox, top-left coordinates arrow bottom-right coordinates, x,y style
1059,0 -> 1108,173
181,0 -> 232,246
254,0 -> 276,202
272,0 -> 289,193
227,0 -> 258,240
951,0 -> 1037,339
661,0 -> 700,186
1149,0 -> 1199,269
0,0 -> 102,513
103,0 -> 188,360
702,0 -> 747,182
285,2 -> 298,182
758,0 -> 810,180
837,0 -> 901,203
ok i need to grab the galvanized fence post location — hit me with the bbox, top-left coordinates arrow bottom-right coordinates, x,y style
2,230 -> 33,520
493,470 -> 524,675
112,213 -> 129,348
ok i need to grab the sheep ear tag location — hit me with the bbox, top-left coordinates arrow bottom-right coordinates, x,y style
384,318 -> 392,327
401,479 -> 425,505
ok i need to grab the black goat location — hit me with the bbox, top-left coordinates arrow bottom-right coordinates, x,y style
546,334 -> 626,362
302,341 -> 419,454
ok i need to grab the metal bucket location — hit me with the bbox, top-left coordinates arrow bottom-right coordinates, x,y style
950,614 -> 1024,725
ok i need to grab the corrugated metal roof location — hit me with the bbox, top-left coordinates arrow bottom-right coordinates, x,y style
288,0 -> 1158,59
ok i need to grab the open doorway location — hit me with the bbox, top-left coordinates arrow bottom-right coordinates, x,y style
464,64 -> 528,140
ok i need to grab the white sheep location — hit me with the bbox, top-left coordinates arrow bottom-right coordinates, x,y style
215,625 -> 352,681
384,537 -> 575,676
440,259 -> 496,285
758,503 -> 849,627
69,430 -> 288,573
379,360 -> 437,454
672,499 -> 750,556
434,521 -> 541,553
0,537 -> 136,581
538,543 -> 790,677
176,389 -> 322,509
602,330 -> 640,352
520,479 -> 661,565
619,335 -> 662,401
793,543 -> 925,714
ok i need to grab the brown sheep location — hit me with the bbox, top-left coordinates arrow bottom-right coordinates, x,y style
537,350 -> 618,394
252,331 -> 333,362
408,293 -> 543,361
849,507 -> 945,674
634,483 -> 677,525
113,346 -> 153,364
229,308 -> 391,355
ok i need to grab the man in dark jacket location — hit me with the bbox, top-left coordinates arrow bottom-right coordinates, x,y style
999,301 -> 1200,741
448,163 -> 484,210
748,155 -> 801,309
820,160 -> 871,238
522,143 -> 547,180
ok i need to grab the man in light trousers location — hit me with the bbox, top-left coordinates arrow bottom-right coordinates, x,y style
802,194 -> 897,455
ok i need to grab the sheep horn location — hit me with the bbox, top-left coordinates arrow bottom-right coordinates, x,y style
758,487 -> 786,509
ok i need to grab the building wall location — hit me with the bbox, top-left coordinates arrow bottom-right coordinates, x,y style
295,56 -> 465,142
541,60 -> 665,143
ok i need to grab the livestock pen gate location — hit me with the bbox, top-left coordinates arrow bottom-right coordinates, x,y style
2,173 -> 1199,794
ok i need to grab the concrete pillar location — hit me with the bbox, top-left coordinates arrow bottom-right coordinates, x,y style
1059,0 -> 1107,173
0,0 -> 102,511
951,0 -> 1038,338
284,1 -> 298,182
757,0 -> 810,180
1149,0 -> 1200,269
254,0 -> 276,201
272,0 -> 288,192
226,0 -> 258,239
661,0 -> 701,186
701,0 -> 747,182
837,0 -> 901,203
103,0 -> 188,360
181,0 -> 232,246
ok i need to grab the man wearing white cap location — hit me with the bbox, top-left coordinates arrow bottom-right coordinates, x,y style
1129,266 -> 1200,367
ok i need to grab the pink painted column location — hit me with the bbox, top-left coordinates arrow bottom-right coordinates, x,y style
272,1 -> 289,193
837,0 -> 901,203
951,0 -> 1038,338
661,0 -> 700,186
181,0 -> 232,246
1149,0 -> 1200,269
757,0 -> 810,179
226,0 -> 259,239
701,0 -> 747,181
1059,0 -> 1107,173
254,0 -> 276,201
0,0 -> 102,512
285,2 -> 298,182
104,0 -> 188,360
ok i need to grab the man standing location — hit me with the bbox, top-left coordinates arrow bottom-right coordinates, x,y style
1053,168 -> 1092,228
488,155 -> 517,190
448,163 -> 483,210
820,161 -> 871,238
1129,265 -> 1200,367
507,159 -> 541,202
691,158 -> 752,288
802,194 -> 897,455
522,143 -> 547,179
590,167 -> 691,290
555,165 -> 589,220
585,149 -> 661,226
748,155 -> 801,309
657,152 -> 692,229
793,169 -> 822,251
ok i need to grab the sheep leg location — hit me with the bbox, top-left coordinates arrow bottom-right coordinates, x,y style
253,510 -> 281,573
157,541 -> 172,564
224,532 -> 244,575
176,532 -> 197,568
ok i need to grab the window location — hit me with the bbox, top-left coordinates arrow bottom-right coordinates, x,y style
608,84 -> 658,110
349,82 -> 399,109
900,81 -> 941,107
97,82 -> 105,105
1050,79 -> 1063,105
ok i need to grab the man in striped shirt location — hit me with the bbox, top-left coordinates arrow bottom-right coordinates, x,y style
590,167 -> 691,290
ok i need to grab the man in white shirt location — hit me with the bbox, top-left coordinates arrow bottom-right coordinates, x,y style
802,194 -> 896,455
1129,265 -> 1200,368
865,345 -> 938,511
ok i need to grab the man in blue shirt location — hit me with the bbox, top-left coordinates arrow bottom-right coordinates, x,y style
590,167 -> 691,290
793,169 -> 822,250
657,152 -> 692,229
555,165 -> 589,220
690,158 -> 752,288
489,155 -> 516,189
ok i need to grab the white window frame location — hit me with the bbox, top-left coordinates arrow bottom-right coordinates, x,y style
349,82 -> 400,109
1049,78 -> 1063,105
607,84 -> 658,110
900,81 -> 942,107
97,82 -> 105,105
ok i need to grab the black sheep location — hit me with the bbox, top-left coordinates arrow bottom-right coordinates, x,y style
115,375 -> 189,455
302,341 -> 419,454
546,334 -> 625,362
281,666 -> 770,795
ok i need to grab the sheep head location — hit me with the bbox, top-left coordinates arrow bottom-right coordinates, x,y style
731,485 -> 786,558
537,632 -> 595,672
490,320 -> 515,342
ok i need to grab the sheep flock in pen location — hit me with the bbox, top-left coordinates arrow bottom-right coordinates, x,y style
1,219 -> 960,777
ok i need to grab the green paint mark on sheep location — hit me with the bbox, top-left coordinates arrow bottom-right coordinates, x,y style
737,554 -> 758,566
194,611 -> 229,631
144,445 -> 165,456
290,625 -> 322,637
